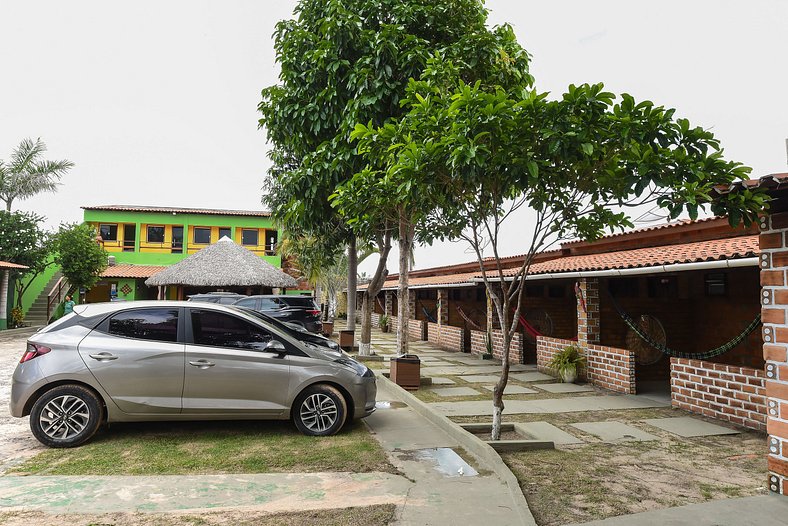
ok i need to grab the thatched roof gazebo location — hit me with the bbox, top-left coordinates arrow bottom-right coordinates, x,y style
145,237 -> 296,296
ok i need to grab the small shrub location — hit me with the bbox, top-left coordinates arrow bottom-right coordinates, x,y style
546,344 -> 586,382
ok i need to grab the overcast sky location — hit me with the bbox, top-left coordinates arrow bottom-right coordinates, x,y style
2,1 -> 786,274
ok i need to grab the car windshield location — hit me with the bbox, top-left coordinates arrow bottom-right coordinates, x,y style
230,306 -> 327,341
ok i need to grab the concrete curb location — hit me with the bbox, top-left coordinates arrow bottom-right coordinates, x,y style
377,375 -> 536,526
0,326 -> 41,338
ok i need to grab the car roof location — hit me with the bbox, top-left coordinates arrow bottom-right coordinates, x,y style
72,300 -> 245,317
242,295 -> 314,299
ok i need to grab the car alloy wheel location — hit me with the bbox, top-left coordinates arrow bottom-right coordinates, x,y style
293,384 -> 347,436
30,385 -> 103,448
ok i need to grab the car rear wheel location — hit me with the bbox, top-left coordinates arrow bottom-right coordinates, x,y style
30,385 -> 103,448
293,384 -> 347,436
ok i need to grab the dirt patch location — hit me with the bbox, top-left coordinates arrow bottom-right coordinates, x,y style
501,424 -> 767,525
0,504 -> 397,526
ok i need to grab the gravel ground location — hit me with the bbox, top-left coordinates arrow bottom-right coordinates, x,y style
0,329 -> 45,474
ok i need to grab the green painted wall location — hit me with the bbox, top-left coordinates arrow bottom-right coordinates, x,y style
83,209 -> 281,267
18,259 -> 59,316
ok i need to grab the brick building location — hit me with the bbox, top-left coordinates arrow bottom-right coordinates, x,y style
355,172 -> 788,495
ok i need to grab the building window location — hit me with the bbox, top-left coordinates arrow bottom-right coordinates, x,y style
194,227 -> 211,244
99,224 -> 118,241
548,285 -> 565,298
147,225 -> 165,243
609,278 -> 638,298
266,230 -> 278,254
647,276 -> 677,299
526,285 -> 544,297
242,229 -> 259,246
705,272 -> 727,296
218,227 -> 231,240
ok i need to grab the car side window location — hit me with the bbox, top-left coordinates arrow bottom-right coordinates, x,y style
259,298 -> 280,311
107,309 -> 179,343
234,298 -> 257,308
191,310 -> 273,351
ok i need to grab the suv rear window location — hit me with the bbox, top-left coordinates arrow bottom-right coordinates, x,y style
279,297 -> 318,309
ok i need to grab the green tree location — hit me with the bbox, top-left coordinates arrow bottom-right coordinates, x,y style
53,223 -> 108,293
0,138 -> 73,211
0,211 -> 54,327
259,0 -> 505,353
333,13 -> 532,355
349,59 -> 766,438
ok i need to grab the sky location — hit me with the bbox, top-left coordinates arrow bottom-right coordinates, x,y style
1,0 -> 786,274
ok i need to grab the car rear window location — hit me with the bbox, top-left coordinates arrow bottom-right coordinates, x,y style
107,308 -> 179,343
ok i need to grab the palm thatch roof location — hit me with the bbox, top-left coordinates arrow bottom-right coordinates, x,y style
145,237 -> 297,288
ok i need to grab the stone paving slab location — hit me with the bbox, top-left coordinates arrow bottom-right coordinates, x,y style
515,422 -> 584,445
571,421 -> 659,442
420,365 -> 505,375
481,385 -> 539,395
430,377 -> 456,385
446,357 -> 495,366
457,375 -> 502,383
510,372 -> 555,382
509,364 -> 538,372
429,387 -> 481,397
642,416 -> 740,437
536,383 -> 595,394
429,395 -> 668,417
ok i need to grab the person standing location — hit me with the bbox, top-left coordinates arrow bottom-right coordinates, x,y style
64,295 -> 76,315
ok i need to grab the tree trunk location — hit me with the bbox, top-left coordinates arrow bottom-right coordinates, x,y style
397,214 -> 414,356
346,236 -> 357,332
491,346 -> 511,440
359,292 -> 372,356
0,270 -> 9,329
5,200 -> 11,212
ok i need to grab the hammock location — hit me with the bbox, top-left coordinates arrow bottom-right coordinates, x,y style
515,311 -> 578,342
419,302 -> 437,323
456,306 -> 482,330
608,293 -> 761,360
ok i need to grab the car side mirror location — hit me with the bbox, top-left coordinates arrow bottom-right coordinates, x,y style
265,340 -> 287,357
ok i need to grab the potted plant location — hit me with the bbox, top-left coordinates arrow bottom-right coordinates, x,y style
546,344 -> 586,383
379,314 -> 391,333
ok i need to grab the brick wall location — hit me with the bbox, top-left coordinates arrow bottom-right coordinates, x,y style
371,312 -> 380,328
670,357 -> 766,432
407,319 -> 427,341
470,329 -> 523,363
427,322 -> 465,352
536,336 -> 636,394
759,211 -> 788,495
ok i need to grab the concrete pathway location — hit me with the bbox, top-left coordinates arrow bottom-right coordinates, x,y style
429,394 -> 668,417
0,472 -> 410,514
569,495 -> 788,526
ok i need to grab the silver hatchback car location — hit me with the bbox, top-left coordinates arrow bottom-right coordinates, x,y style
10,301 -> 376,448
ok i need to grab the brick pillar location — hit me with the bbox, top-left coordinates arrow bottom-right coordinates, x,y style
438,288 -> 449,325
485,286 -> 502,330
384,291 -> 393,317
577,278 -> 600,347
759,212 -> 788,495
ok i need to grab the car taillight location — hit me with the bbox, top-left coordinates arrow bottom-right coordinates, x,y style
20,343 -> 51,363
307,309 -> 320,316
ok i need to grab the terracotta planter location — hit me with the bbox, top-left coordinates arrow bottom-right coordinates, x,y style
339,329 -> 355,349
381,325 -> 390,333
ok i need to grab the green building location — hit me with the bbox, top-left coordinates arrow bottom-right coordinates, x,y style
82,205 -> 281,302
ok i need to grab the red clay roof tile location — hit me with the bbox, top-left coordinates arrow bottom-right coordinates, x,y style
102,264 -> 167,279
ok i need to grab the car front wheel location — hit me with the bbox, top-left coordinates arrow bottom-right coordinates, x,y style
293,384 -> 347,436
30,385 -> 103,448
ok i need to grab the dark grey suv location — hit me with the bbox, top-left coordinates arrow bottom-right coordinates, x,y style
233,295 -> 322,333
10,301 -> 376,448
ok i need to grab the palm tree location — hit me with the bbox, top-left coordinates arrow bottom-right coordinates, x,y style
0,138 -> 73,211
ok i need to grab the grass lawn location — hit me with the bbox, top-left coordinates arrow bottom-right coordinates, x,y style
0,504 -> 397,526
10,420 -> 393,476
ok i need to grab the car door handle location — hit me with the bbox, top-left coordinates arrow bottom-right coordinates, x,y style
189,360 -> 216,368
88,352 -> 118,361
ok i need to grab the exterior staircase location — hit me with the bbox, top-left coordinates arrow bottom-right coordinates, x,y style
25,271 -> 64,327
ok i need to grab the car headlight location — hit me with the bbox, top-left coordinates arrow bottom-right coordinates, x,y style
335,357 -> 372,377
